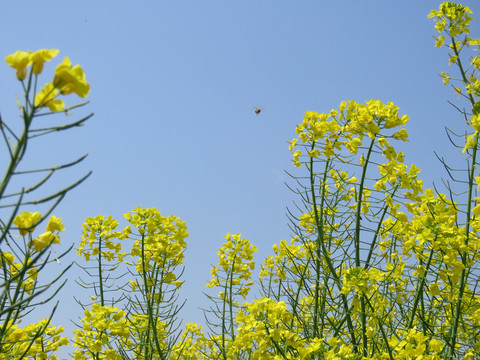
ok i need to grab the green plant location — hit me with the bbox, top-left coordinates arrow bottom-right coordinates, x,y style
0,50 -> 92,358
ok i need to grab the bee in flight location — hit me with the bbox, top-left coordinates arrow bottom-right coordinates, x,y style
253,107 -> 263,115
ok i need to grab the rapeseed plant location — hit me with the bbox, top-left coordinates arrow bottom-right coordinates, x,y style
0,49 -> 91,358
75,208 -> 188,359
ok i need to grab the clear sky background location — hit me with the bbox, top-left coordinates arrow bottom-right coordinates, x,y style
1,0 -> 479,356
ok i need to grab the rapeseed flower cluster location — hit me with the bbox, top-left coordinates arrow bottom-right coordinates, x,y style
5,49 -> 89,112
0,320 -> 68,360
198,233 -> 257,358
171,322 -> 232,359
234,297 -> 324,359
74,207 -> 189,359
125,207 -> 188,281
3,213 -> 65,300
13,213 -> 65,253
73,303 -> 129,360
1,46 -> 92,360
78,215 -> 130,262
207,232 -> 257,299
290,99 -> 409,167
1,213 -> 70,359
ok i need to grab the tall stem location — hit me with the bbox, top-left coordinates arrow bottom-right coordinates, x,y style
308,142 -> 358,350
446,34 -> 478,359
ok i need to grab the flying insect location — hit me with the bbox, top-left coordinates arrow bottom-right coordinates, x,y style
253,107 -> 264,115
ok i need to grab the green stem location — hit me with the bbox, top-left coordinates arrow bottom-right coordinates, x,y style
406,248 -> 434,329
355,136 -> 376,357
98,236 -> 104,306
364,186 -> 398,270
140,230 -> 165,360
445,33 -> 478,359
0,115 -> 31,201
220,256 -> 237,360
228,258 -> 236,342
308,143 -> 358,350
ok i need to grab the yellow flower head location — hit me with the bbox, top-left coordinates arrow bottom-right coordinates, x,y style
13,211 -> 42,236
53,56 -> 90,97
5,51 -> 31,80
46,215 -> 65,232
34,83 -> 65,112
429,2 -> 473,38
6,49 -> 59,80
31,231 -> 59,251
30,49 -> 59,74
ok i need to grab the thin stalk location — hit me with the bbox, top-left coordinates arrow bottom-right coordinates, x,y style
140,230 -> 164,359
311,144 -> 330,339
220,258 -> 236,360
355,136 -> 376,357
445,33 -> 478,359
308,143 -> 358,350
0,118 -> 29,200
98,237 -> 104,306
364,186 -> 399,270
406,248 -> 435,329
228,258 -> 236,342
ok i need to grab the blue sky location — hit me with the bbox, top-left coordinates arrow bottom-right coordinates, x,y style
1,0 -> 479,355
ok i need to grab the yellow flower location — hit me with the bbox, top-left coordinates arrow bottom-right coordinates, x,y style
164,271 -> 177,284
46,215 -> 65,232
9,327 -> 26,341
1,252 -> 15,264
463,131 -> 478,153
31,231 -> 60,251
392,128 -> 409,141
293,149 -> 302,167
53,56 -> 90,97
473,201 -> 480,216
30,49 -> 59,74
34,83 -> 65,112
129,280 -> 138,291
429,339 -> 443,353
465,349 -> 475,360
5,50 -> 31,80
13,211 -> 42,235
